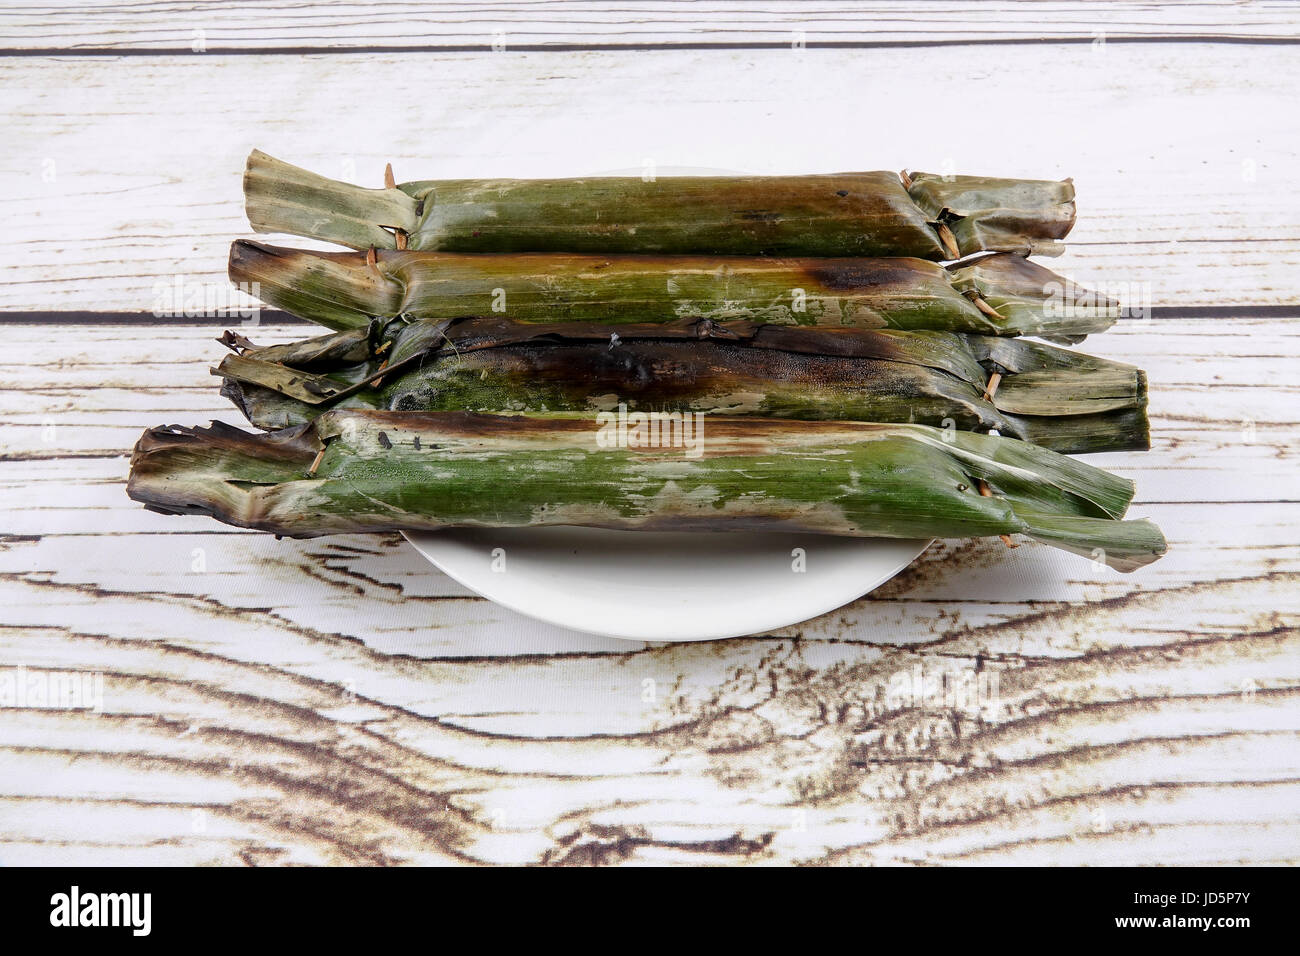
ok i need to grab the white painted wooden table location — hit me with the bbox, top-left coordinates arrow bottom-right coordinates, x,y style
2,2 -> 1298,865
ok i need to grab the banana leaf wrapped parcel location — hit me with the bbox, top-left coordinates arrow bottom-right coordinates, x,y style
126,411 -> 1166,571
125,147 -> 1167,593
245,150 -> 1076,259
230,240 -> 1116,342
214,316 -> 1149,455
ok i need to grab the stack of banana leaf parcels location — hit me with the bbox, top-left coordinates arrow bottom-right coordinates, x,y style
127,151 -> 1166,572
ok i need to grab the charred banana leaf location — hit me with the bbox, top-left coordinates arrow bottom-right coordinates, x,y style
214,317 -> 1149,455
230,239 -> 1115,342
244,150 -> 1075,259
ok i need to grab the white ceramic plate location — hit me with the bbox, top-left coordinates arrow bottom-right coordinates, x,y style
405,529 -> 930,641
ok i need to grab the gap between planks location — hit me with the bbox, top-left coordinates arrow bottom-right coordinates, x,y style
2,1 -> 1299,51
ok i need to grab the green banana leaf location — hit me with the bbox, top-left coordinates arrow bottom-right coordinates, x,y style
244,150 -> 1075,259
230,239 -> 1116,342
126,410 -> 1166,572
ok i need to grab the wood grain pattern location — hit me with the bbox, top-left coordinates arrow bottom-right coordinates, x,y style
2,572 -> 1296,864
3,42 -> 1299,312
2,1 -> 1298,51
2,4 -> 1298,865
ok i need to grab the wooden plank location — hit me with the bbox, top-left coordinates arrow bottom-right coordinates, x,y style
1,573 -> 1296,863
2,2 -> 1297,51
2,499 -> 1296,655
3,43 -> 1298,312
